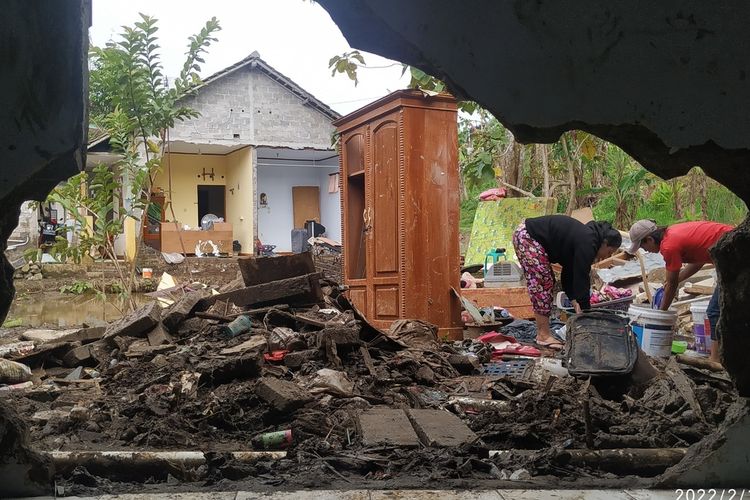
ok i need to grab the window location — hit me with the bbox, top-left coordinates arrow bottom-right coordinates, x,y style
328,173 -> 340,194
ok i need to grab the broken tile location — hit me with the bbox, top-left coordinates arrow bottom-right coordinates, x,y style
406,409 -> 479,447
255,377 -> 313,413
358,408 -> 420,448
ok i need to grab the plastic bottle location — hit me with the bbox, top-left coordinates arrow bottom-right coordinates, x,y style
220,315 -> 253,338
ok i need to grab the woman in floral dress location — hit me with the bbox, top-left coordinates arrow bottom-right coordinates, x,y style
512,215 -> 622,349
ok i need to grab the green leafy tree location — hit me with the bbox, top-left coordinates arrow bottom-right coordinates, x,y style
49,14 -> 220,310
327,49 -> 746,229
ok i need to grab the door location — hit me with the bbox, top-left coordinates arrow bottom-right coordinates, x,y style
197,185 -> 225,226
367,117 -> 401,324
292,186 -> 320,229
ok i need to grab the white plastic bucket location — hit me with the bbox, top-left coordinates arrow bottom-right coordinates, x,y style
690,301 -> 711,356
627,305 -> 677,357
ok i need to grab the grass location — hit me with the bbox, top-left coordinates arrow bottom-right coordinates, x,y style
2,318 -> 24,328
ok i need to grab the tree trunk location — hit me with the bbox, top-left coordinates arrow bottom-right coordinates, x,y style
699,172 -> 709,218
538,143 -> 550,198
672,179 -> 683,219
503,140 -> 523,197
688,169 -> 698,212
562,136 -> 577,215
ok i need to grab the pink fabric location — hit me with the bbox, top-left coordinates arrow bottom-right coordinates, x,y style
479,187 -> 507,201
512,222 -> 554,316
477,332 -> 517,344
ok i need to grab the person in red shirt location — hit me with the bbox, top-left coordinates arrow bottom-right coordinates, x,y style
626,220 -> 733,363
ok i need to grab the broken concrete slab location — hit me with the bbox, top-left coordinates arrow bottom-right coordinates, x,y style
316,326 -> 361,348
147,324 -> 174,346
162,290 -> 208,334
21,329 -> 80,343
178,317 -> 206,336
283,349 -> 321,369
62,344 -> 96,368
198,354 -> 262,387
255,377 -> 313,413
64,366 -> 84,381
71,326 -> 106,344
31,409 -> 71,423
125,340 -> 175,358
220,336 -> 267,355
104,302 -> 161,343
21,327 -> 104,346
406,409 -> 479,448
197,273 -> 323,311
358,408 -> 420,448
238,253 -> 316,286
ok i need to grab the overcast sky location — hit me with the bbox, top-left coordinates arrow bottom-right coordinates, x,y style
90,0 -> 410,115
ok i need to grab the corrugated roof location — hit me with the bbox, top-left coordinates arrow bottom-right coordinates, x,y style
197,51 -> 341,121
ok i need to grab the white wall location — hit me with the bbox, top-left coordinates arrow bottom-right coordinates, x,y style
257,165 -> 340,252
319,168 -> 341,243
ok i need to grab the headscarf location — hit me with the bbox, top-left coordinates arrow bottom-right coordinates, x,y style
586,220 -> 615,250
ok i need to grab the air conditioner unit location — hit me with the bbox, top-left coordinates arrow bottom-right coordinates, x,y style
484,261 -> 522,286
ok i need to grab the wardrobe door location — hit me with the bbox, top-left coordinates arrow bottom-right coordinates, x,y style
368,115 -> 402,323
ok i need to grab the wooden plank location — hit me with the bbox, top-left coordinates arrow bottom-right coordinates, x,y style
237,253 -> 316,286
592,251 -> 628,270
676,354 -> 724,372
685,277 -> 715,295
666,357 -> 707,424
461,287 -> 534,319
196,273 -> 322,311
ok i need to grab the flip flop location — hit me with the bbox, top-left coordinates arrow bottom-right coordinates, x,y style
490,341 -> 541,357
536,339 -> 564,351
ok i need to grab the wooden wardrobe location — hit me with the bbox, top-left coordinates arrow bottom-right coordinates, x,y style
334,90 -> 462,339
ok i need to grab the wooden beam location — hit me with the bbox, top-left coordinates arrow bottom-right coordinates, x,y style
196,273 -> 322,311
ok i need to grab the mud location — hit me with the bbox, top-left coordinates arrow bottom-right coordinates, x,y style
0,274 -> 740,496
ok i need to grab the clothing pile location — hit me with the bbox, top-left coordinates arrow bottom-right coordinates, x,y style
590,285 -> 633,305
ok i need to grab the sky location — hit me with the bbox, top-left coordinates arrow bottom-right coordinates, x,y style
90,0 -> 410,115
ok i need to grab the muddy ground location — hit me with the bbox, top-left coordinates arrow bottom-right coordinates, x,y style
0,267 -> 740,496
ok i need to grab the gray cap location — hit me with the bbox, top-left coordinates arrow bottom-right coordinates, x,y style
626,219 -> 657,254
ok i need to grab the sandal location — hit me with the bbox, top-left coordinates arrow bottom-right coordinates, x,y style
535,339 -> 564,351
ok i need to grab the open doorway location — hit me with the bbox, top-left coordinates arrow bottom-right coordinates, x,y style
197,185 -> 225,226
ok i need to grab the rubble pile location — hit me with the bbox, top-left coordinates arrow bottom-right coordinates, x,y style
14,262 -> 43,281
0,254 -> 739,493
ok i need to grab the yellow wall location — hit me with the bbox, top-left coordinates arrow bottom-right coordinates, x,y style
154,150 -> 254,254
225,147 -> 254,254
154,153 -> 228,229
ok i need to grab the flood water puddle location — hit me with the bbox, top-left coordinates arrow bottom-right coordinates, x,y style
7,293 -> 152,328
